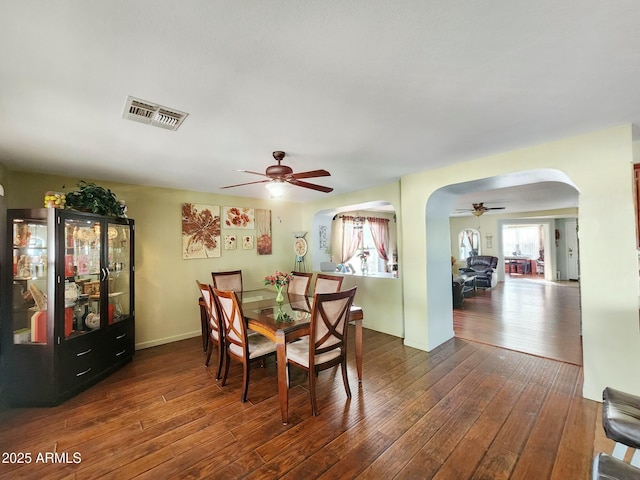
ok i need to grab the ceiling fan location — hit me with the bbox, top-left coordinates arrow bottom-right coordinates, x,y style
458,202 -> 506,216
220,151 -> 333,196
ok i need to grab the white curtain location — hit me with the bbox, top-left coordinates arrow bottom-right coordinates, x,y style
341,216 -> 362,263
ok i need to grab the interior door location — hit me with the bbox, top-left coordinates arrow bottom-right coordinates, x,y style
565,220 -> 579,280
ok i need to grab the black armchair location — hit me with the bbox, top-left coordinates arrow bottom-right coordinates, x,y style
459,255 -> 498,289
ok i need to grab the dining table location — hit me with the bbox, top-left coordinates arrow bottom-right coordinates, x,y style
239,287 -> 364,425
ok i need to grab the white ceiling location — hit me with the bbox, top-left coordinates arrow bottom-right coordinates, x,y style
1,1 -> 638,213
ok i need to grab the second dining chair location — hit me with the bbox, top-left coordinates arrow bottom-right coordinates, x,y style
314,273 -> 344,294
196,281 -> 224,380
286,286 -> 357,416
214,288 -> 277,402
288,271 -> 313,296
211,270 -> 243,293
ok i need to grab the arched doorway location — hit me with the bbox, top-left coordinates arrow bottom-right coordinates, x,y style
425,169 -> 581,363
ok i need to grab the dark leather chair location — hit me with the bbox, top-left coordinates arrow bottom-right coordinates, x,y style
602,387 -> 640,466
459,255 -> 498,289
592,453 -> 640,479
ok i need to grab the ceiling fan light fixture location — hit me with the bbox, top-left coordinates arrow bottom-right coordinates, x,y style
265,180 -> 290,198
472,209 -> 484,217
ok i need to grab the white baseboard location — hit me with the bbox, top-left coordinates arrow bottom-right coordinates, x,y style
135,330 -> 201,350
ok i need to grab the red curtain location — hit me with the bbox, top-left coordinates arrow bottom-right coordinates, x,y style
367,217 -> 389,266
341,216 -> 362,263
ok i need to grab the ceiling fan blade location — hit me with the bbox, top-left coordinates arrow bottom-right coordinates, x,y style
220,179 -> 270,189
485,207 -> 506,210
290,169 -> 331,180
288,178 -> 333,193
237,169 -> 269,178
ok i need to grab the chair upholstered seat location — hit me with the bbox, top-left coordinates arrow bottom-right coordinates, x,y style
246,334 -> 279,360
286,337 -> 342,367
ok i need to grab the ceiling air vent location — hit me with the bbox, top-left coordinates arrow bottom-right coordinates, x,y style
122,96 -> 188,131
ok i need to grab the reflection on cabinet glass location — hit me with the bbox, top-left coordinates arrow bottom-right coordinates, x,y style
2,208 -> 135,406
61,219 -> 133,338
12,219 -> 49,345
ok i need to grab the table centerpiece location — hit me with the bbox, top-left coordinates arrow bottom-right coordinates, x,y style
264,270 -> 293,304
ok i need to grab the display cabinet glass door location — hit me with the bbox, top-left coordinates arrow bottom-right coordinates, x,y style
12,218 -> 49,345
64,217 -> 103,338
107,221 -> 131,324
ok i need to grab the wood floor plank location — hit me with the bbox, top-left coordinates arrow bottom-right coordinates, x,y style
550,393 -> 598,480
470,446 -> 519,480
0,278 -> 602,479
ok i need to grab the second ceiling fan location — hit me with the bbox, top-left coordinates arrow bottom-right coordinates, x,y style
220,151 -> 333,195
458,202 -> 506,216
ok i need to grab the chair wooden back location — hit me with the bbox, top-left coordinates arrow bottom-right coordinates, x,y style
308,287 -> 357,368
213,288 -> 249,362
314,273 -> 344,294
196,281 -> 221,342
211,270 -> 243,293
288,271 -> 313,296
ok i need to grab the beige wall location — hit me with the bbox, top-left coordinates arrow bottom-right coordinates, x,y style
400,124 -> 639,401
7,172 -> 302,348
5,124 -> 639,401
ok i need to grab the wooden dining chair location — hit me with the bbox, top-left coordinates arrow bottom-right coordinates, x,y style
314,273 -> 344,294
214,288 -> 277,402
211,270 -> 243,293
288,271 -> 313,296
286,286 -> 357,416
196,281 -> 224,380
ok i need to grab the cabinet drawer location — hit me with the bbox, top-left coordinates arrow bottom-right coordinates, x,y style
106,320 -> 134,362
59,335 -> 103,391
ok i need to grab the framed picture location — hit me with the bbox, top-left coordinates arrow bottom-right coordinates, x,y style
182,203 -> 221,259
242,235 -> 254,250
256,208 -> 272,255
223,206 -> 255,229
224,235 -> 237,250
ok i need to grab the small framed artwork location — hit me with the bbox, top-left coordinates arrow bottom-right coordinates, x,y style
242,235 -> 254,250
224,235 -> 237,250
223,206 -> 255,229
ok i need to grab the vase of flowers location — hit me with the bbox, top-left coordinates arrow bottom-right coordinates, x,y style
358,249 -> 370,275
264,270 -> 293,303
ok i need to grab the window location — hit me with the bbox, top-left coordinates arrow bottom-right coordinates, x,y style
458,229 -> 480,259
502,225 -> 541,258
345,221 -> 382,274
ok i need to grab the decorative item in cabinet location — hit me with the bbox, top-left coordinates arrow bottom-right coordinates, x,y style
1,208 -> 135,406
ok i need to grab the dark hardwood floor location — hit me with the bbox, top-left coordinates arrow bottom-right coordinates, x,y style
0,281 -> 612,479
454,273 -> 583,365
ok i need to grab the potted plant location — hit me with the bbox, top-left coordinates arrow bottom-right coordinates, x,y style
64,181 -> 126,217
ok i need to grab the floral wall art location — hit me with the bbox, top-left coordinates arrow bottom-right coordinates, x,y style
182,203 -> 221,259
242,235 -> 254,250
256,208 -> 272,255
224,235 -> 237,250
223,206 -> 254,229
